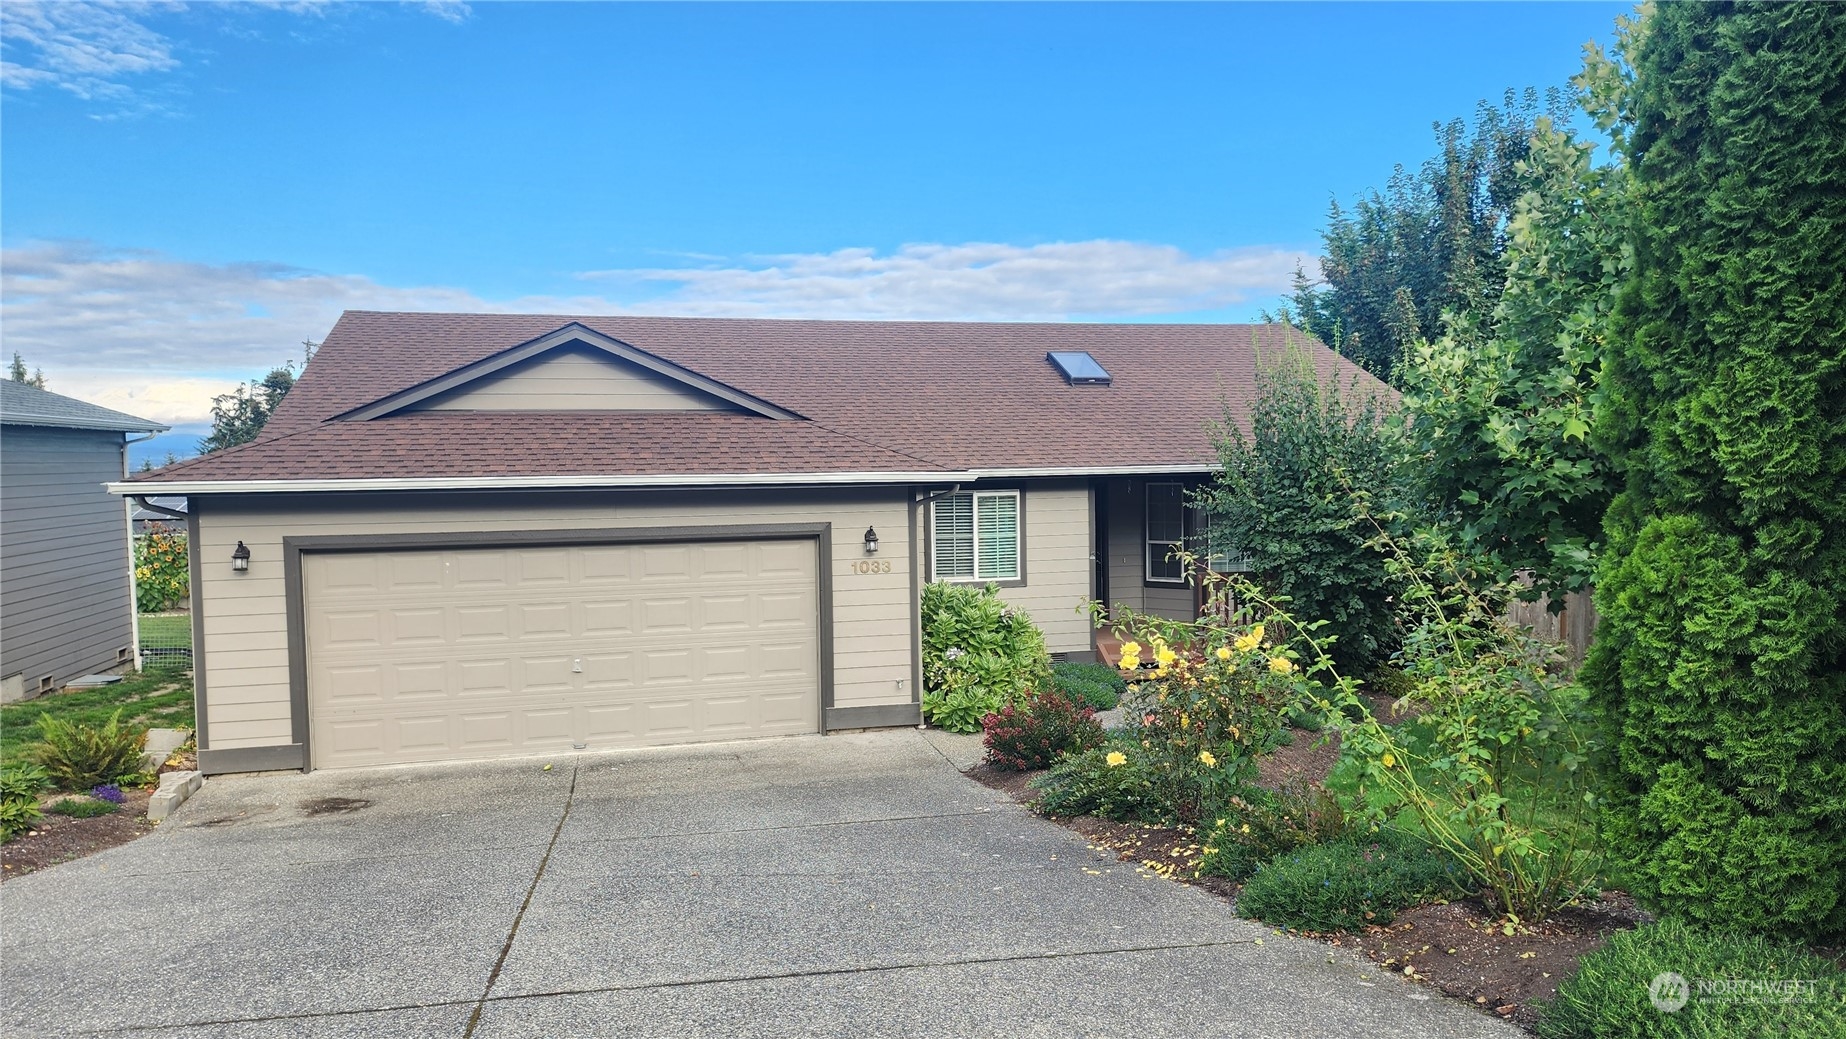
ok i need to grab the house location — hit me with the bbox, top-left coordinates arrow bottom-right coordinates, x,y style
114,312 -> 1378,774
2,381 -> 168,702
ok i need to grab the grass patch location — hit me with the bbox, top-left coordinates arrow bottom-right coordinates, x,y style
137,613 -> 191,647
0,671 -> 193,771
47,796 -> 119,819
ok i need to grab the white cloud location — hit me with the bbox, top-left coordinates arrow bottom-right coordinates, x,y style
0,2 -> 179,105
1,238 -> 1310,425
0,1 -> 470,115
587,240 -> 1310,321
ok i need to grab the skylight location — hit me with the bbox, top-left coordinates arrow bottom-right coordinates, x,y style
1047,351 -> 1112,385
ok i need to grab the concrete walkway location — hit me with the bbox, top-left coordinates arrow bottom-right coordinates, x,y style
1,731 -> 1517,1038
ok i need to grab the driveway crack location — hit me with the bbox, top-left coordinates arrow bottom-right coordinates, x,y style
463,760 -> 579,1038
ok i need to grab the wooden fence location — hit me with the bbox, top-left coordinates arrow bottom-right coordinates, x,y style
1506,586 -> 1599,670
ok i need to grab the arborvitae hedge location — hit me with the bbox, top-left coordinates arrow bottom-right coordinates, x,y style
1583,3 -> 1846,941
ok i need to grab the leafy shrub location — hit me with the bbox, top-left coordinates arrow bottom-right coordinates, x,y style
1538,917 -> 1846,1039
1109,602 -> 1303,823
1051,660 -> 1126,711
982,689 -> 1104,772
1333,528 -> 1602,923
133,530 -> 189,613
1238,829 -> 1466,932
1031,743 -> 1160,822
48,796 -> 118,819
0,764 -> 48,841
1199,349 -> 1404,677
29,709 -> 147,791
920,582 -> 1051,733
1199,782 -> 1351,881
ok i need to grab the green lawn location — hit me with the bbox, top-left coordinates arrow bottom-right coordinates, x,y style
0,671 -> 194,770
137,613 -> 191,646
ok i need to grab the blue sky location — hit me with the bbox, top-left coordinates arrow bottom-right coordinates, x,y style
0,1 -> 1627,460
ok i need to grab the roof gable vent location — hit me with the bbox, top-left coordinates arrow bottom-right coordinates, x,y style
1047,351 -> 1111,385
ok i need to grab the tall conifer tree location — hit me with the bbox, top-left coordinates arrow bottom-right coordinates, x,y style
1584,2 -> 1846,941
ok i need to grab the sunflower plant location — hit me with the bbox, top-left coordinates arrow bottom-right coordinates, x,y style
133,531 -> 190,613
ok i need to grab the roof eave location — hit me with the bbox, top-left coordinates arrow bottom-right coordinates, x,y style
107,463 -> 1221,496
3,417 -> 171,434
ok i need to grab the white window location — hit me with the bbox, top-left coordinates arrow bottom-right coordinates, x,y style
1146,482 -> 1186,584
932,490 -> 1021,581
1201,511 -> 1253,573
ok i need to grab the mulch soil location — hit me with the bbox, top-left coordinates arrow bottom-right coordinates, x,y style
1,789 -> 157,881
1346,892 -> 1647,1030
0,748 -> 198,883
966,727 -> 1635,1035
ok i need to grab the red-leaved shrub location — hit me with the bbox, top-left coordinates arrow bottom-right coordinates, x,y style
981,689 -> 1104,771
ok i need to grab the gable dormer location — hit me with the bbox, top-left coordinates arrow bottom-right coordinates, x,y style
339,323 -> 801,422
411,343 -> 736,413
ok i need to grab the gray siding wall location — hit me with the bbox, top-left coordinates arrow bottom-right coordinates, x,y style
1102,476 -> 1201,623
1,426 -> 135,692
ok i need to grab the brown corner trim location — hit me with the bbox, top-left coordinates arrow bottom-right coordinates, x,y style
824,703 -> 921,729
198,744 -> 304,775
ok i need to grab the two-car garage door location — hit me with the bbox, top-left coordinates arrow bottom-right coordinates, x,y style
302,538 -> 820,769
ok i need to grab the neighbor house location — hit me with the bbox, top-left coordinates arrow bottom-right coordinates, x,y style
115,312 -> 1378,774
2,380 -> 168,702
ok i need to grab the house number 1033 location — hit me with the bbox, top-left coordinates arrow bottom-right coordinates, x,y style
850,560 -> 893,574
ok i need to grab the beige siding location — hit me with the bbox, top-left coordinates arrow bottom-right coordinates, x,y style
414,346 -> 735,412
194,489 -> 913,751
993,480 -> 1093,656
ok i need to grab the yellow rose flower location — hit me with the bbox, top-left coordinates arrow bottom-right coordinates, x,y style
1155,646 -> 1178,668
1105,751 -> 1127,768
1199,750 -> 1218,768
1268,656 -> 1295,674
1234,627 -> 1263,654
1382,752 -> 1396,768
1215,646 -> 1232,661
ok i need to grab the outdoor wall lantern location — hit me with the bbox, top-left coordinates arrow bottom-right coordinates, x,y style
231,541 -> 251,573
863,527 -> 880,554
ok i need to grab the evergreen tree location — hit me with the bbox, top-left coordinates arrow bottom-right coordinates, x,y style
1296,90 -> 1572,383
1583,2 -> 1846,941
200,340 -> 317,454
8,352 -> 47,389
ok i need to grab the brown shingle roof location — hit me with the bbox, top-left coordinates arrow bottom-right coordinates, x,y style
130,312 -> 1381,486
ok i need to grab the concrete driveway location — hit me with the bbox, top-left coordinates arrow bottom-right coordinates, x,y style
2,731 -> 1516,1038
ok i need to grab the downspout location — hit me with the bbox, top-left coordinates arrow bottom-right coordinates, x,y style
909,484 -> 960,727
129,496 -> 189,520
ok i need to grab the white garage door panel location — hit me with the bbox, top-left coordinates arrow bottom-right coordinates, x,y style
304,539 -> 820,768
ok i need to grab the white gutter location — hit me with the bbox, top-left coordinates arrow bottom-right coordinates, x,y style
109,470 -> 967,495
968,463 -> 1219,479
107,463 -> 1221,497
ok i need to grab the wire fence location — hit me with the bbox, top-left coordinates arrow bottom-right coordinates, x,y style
138,611 -> 193,672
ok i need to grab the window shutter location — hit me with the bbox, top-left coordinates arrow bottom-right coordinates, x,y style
975,493 -> 1019,580
932,495 -> 975,580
